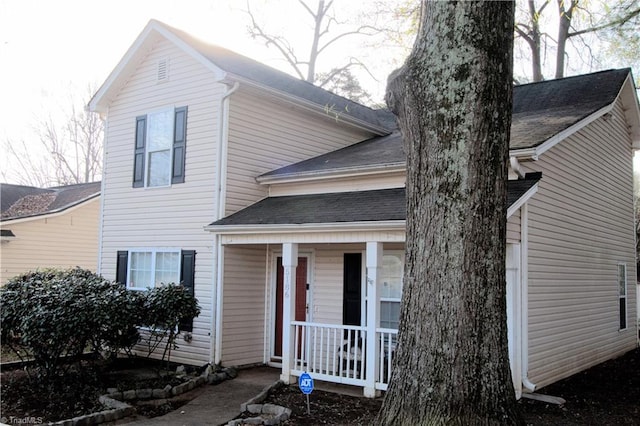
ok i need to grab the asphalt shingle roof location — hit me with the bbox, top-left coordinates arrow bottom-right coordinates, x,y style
261,69 -> 631,179
211,174 -> 541,227
510,68 -> 629,149
0,182 -> 101,220
159,21 -> 395,133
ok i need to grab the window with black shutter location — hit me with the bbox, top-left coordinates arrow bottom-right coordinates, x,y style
132,106 -> 187,188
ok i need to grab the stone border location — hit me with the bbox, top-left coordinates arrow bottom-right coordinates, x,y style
45,365 -> 237,426
228,381 -> 291,426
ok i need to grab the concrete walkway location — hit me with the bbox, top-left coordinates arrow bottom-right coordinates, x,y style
122,366 -> 280,426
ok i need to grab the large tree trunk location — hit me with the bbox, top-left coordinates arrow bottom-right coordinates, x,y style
376,1 -> 523,425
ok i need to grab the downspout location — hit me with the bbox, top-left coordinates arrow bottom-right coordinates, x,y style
510,156 -> 526,179
96,109 -> 108,276
520,203 -> 537,392
212,81 -> 240,365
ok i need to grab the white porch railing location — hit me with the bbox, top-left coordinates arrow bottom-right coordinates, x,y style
375,327 -> 398,391
290,321 -> 398,390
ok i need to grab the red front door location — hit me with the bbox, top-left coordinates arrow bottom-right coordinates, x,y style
274,256 -> 307,358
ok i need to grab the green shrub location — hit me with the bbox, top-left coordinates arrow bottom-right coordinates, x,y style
0,268 -> 142,380
138,283 -> 201,366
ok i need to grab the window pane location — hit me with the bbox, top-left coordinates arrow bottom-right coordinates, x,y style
147,110 -> 173,151
380,301 -> 400,330
382,254 -> 403,299
148,150 -> 171,186
618,265 -> 626,296
155,251 -> 180,286
130,252 -> 152,288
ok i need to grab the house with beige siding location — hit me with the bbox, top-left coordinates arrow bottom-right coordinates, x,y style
90,20 -> 639,398
0,182 -> 101,284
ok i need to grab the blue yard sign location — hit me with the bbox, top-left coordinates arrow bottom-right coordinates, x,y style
299,372 -> 314,395
299,372 -> 314,415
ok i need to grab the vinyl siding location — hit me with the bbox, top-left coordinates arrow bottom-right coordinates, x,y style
225,90 -> 376,215
268,172 -> 406,197
221,245 -> 268,366
0,199 -> 100,284
522,100 -> 637,388
99,38 -> 223,365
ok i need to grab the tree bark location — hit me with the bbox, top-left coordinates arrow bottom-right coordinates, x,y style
376,1 -> 523,425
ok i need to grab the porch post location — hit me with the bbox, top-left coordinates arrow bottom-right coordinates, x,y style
364,241 -> 383,397
280,242 -> 298,384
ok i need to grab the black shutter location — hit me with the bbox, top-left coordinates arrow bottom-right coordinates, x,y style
179,249 -> 196,332
172,106 -> 187,184
133,115 -> 146,188
343,253 -> 362,337
116,251 -> 128,285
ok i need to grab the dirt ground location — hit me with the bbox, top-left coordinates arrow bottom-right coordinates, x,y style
260,347 -> 640,425
1,348 -> 638,424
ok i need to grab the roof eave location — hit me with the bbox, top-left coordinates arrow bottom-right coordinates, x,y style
204,220 -> 407,235
509,103 -> 615,160
89,20 -> 226,114
507,182 -> 539,218
256,163 -> 406,184
0,194 -> 100,225
221,73 -> 391,136
620,73 -> 640,149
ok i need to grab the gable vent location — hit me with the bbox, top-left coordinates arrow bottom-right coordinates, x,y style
157,58 -> 169,82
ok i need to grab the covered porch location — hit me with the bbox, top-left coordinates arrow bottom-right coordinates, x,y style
206,179 -> 540,397
213,234 -> 407,398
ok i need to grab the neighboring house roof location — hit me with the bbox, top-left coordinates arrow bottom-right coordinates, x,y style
208,174 -> 541,229
260,69 -> 639,182
89,19 -> 393,135
0,182 -> 101,221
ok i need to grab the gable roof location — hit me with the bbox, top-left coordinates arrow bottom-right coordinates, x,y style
510,68 -> 639,154
89,20 -> 393,135
0,182 -> 101,221
260,69 -> 639,181
208,173 -> 541,231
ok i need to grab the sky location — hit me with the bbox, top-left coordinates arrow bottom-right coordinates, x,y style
0,1 -> 637,184
0,0 -> 400,184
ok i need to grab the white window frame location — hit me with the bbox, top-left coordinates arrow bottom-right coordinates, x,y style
618,263 -> 627,330
144,107 -> 174,188
127,248 -> 181,291
380,251 -> 404,330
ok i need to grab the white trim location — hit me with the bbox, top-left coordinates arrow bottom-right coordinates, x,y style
126,248 -> 181,291
268,250 -> 313,363
619,73 -> 640,148
257,164 -> 406,185
89,20 -> 226,113
520,203 -> 536,393
89,21 -> 388,135
144,106 -> 175,188
510,104 -> 614,160
206,220 -> 406,235
507,182 -> 539,219
618,263 -> 628,331
219,74 -> 389,135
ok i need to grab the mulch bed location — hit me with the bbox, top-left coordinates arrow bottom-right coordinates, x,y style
260,348 -> 639,425
0,357 -> 198,423
1,348 -> 638,425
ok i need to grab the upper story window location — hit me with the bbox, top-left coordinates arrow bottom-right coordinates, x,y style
133,106 -> 187,188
